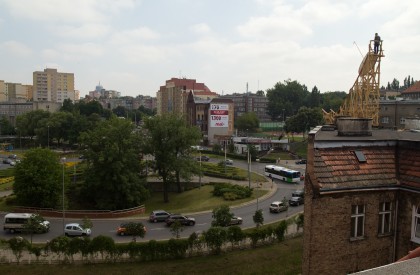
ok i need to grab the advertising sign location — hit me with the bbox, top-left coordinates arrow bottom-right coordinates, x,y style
210,104 -> 229,127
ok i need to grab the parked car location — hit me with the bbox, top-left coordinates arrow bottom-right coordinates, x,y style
165,214 -> 196,226
8,154 -> 17,159
269,201 -> 288,213
9,161 -> 16,166
289,196 -> 304,206
116,222 -> 147,236
2,158 -> 11,164
229,216 -> 243,226
64,223 -> 91,237
196,155 -> 210,161
295,159 -> 307,165
292,189 -> 304,198
149,210 -> 171,223
225,159 -> 234,165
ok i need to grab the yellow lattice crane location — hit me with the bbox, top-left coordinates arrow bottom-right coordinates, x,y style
323,38 -> 384,126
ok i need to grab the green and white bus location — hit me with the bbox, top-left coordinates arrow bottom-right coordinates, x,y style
265,165 -> 301,183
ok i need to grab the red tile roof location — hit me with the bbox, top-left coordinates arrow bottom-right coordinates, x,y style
401,81 -> 420,94
313,147 -> 398,190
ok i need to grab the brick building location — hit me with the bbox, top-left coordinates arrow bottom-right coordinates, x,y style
302,118 -> 420,274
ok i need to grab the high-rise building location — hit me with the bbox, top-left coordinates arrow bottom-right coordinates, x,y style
156,77 -> 215,116
33,68 -> 75,103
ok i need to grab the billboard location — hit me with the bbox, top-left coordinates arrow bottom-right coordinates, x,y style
210,104 -> 229,127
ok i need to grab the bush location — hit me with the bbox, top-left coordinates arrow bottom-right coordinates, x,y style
213,182 -> 252,201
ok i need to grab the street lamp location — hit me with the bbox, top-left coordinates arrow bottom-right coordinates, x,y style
199,150 -> 202,189
61,157 -> 66,235
47,125 -> 50,149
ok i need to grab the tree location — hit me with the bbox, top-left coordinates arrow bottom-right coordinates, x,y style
253,209 -> 264,228
14,148 -> 64,208
284,107 -> 324,138
204,227 -> 227,254
235,112 -> 260,133
309,86 -> 321,108
211,205 -> 234,227
143,114 -> 201,202
125,222 -> 146,242
15,110 -> 50,140
320,91 -> 346,112
0,115 -> 15,135
113,106 -> 128,118
170,220 -> 184,239
80,117 -> 149,210
266,79 -> 309,120
295,213 -> 304,232
22,214 -> 49,244
7,237 -> 30,264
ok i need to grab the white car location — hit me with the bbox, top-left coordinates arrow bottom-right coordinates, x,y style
225,159 -> 233,165
64,223 -> 91,237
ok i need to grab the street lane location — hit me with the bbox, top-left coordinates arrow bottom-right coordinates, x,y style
0,158 -> 306,242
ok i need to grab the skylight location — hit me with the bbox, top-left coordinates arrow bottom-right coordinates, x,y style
354,150 -> 366,163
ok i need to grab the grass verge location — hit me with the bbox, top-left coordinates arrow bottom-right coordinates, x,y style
143,185 -> 268,215
0,236 -> 303,275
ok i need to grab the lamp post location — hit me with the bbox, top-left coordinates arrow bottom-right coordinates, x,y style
247,129 -> 251,189
61,157 -> 66,235
224,141 -> 227,174
47,125 -> 50,149
199,150 -> 202,189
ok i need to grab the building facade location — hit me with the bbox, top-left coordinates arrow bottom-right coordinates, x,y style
302,118 -> 420,274
400,81 -> 420,100
0,81 -> 33,102
33,68 -> 75,103
220,92 -> 270,122
379,100 -> 420,129
156,78 -> 215,116
0,101 -> 61,126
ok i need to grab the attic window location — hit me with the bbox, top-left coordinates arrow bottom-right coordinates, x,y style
354,150 -> 366,163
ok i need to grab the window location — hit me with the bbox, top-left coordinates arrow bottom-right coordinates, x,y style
351,205 -> 365,239
400,117 -> 405,124
412,205 -> 420,244
378,202 -> 392,235
381,116 -> 389,124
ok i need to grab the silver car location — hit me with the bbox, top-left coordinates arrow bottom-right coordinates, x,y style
64,223 -> 91,237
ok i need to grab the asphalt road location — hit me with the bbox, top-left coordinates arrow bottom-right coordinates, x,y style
0,157 -> 306,243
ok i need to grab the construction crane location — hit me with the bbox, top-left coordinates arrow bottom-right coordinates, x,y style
323,38 -> 384,126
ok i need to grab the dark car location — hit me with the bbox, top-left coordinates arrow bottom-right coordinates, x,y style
295,159 -> 307,165
289,196 -> 304,206
165,214 -> 196,226
196,155 -> 210,161
229,216 -> 243,226
292,190 -> 304,199
116,222 -> 147,236
149,210 -> 171,223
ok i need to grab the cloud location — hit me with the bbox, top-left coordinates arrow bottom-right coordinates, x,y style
42,43 -> 105,61
110,27 -> 160,44
2,0 -> 137,23
190,23 -> 211,35
0,40 -> 32,57
117,44 -> 174,63
49,24 -> 111,40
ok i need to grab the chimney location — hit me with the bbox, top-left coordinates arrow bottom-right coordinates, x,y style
337,117 -> 372,136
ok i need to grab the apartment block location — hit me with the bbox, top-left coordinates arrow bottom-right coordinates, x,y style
220,92 -> 270,122
33,68 -> 75,103
0,81 -> 33,102
156,78 -> 215,116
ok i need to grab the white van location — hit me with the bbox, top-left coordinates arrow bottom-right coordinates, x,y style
3,213 -> 50,234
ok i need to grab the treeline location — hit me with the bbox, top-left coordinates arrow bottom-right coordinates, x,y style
383,75 -> 417,91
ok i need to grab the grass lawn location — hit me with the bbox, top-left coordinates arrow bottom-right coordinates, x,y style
0,181 -> 13,191
143,185 -> 268,216
0,236 -> 303,275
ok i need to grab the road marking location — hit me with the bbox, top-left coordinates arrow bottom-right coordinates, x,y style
150,228 -> 166,231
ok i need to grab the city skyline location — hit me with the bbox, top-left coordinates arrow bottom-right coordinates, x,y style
1,0 -> 419,98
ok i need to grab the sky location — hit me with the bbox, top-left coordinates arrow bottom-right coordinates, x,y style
0,0 -> 419,98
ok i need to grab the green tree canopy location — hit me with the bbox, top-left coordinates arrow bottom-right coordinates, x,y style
211,205 -> 234,227
14,148 -> 63,208
15,110 -> 50,139
235,112 -> 260,133
79,117 -> 149,210
143,114 -> 201,202
266,79 -> 309,120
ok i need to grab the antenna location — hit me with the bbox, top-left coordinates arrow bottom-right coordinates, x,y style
353,41 -> 363,58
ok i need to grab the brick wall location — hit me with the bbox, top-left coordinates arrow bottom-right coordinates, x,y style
303,191 -> 396,275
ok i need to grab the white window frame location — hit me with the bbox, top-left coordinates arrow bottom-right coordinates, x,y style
351,205 -> 365,239
378,202 -> 392,235
411,205 -> 420,244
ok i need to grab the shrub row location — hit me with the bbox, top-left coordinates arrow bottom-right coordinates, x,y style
0,221 -> 291,264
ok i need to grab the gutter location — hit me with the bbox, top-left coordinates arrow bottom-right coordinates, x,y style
319,185 -> 420,195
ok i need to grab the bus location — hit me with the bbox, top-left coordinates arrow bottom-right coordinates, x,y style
3,213 -> 50,234
265,165 -> 301,183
